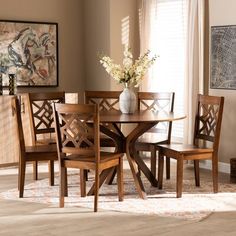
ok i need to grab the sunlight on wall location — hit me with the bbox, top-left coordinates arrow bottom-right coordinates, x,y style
121,16 -> 130,46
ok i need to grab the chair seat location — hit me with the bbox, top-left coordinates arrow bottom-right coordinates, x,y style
65,151 -> 122,163
63,152 -> 122,170
25,144 -> 58,162
25,144 -> 57,153
158,143 -> 213,154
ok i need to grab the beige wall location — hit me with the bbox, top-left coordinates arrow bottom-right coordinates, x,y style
209,0 -> 236,163
0,0 -> 140,165
83,0 -> 111,91
84,0 -> 139,91
0,0 -> 85,95
109,0 -> 139,91
0,0 -> 139,93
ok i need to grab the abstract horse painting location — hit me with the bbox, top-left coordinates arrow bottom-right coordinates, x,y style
0,20 -> 58,87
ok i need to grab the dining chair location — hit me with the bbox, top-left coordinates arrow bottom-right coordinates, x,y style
84,91 -> 122,183
157,94 -> 224,198
53,102 -> 124,212
135,92 -> 175,179
27,92 -> 65,185
12,96 -> 58,198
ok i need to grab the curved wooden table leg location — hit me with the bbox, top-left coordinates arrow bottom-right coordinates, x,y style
125,122 -> 158,199
87,168 -> 113,196
133,150 -> 158,187
92,121 -> 158,199
125,146 -> 147,199
105,167 -> 117,185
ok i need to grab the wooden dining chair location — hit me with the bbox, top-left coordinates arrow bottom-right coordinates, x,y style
157,94 -> 224,198
12,96 -> 58,198
84,91 -> 122,183
84,90 -> 121,148
27,92 -> 65,185
53,102 -> 124,212
135,92 -> 175,179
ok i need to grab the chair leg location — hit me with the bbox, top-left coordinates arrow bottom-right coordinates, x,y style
105,142 -> 122,184
85,169 -> 88,181
194,160 -> 200,187
19,160 -> 26,198
150,145 -> 156,178
33,161 -> 38,180
64,168 -> 68,197
176,157 -> 184,198
166,157 -> 170,179
59,166 -> 66,208
49,160 -> 54,186
212,155 -> 218,193
94,168 -> 100,212
80,169 -> 86,197
117,158 -> 124,201
158,153 -> 164,189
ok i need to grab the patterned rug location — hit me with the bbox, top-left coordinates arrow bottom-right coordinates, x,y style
1,165 -> 236,221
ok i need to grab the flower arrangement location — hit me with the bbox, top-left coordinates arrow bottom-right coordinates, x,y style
99,45 -> 157,87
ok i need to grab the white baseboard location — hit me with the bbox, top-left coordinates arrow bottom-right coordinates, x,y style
198,160 -> 230,174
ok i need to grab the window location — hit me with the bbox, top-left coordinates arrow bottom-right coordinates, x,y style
145,0 -> 188,140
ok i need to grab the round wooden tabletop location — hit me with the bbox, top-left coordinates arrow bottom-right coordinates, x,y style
99,110 -> 186,123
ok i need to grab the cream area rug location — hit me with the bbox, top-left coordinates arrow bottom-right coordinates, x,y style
1,163 -> 236,221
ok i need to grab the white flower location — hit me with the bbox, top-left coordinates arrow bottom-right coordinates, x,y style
99,46 -> 157,87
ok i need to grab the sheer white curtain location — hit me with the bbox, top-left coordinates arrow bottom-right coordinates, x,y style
140,0 -> 187,139
139,0 -> 205,142
184,0 -> 205,143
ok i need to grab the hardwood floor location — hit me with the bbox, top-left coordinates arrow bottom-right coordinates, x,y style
0,163 -> 236,235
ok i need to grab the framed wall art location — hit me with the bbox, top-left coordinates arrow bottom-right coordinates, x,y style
0,20 -> 58,87
211,25 -> 236,90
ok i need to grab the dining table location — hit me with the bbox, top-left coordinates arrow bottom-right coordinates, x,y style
88,109 -> 186,199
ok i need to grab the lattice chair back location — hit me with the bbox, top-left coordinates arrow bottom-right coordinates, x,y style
53,103 -> 99,161
27,92 -> 65,144
138,92 -> 175,138
84,91 -> 122,136
194,94 -> 224,151
85,91 -> 121,111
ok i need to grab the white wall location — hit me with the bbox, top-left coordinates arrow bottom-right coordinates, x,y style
209,0 -> 236,163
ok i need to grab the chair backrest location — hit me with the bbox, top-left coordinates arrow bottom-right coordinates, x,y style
53,103 -> 100,162
27,92 -> 65,144
194,94 -> 224,152
11,96 -> 26,157
138,92 -> 175,140
84,91 -> 121,111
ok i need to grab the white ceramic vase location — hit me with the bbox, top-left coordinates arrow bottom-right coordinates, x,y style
119,87 -> 137,114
